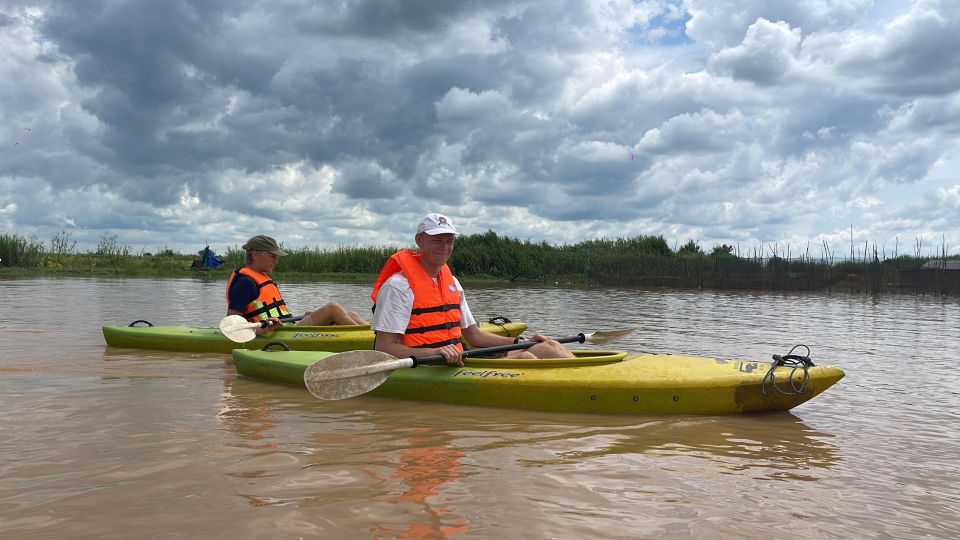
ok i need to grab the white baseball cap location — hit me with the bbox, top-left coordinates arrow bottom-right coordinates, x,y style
416,213 -> 458,235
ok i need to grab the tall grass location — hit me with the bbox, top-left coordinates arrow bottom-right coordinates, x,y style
0,233 -> 44,267
223,245 -> 400,275
0,232 -> 200,275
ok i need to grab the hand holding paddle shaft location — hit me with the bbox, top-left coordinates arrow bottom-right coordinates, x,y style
304,328 -> 635,400
409,330 -> 632,366
219,314 -> 305,343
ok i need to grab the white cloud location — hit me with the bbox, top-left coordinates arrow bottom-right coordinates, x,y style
709,18 -> 801,86
685,0 -> 872,47
0,0 -> 957,255
638,108 -> 747,153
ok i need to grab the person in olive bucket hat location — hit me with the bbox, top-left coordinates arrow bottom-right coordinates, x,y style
226,235 -> 367,335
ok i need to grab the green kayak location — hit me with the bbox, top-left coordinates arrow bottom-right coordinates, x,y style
102,319 -> 527,354
231,348 -> 845,415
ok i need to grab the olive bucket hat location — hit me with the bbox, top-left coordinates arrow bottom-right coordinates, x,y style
241,235 -> 288,256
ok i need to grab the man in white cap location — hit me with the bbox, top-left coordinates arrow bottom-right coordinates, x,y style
227,234 -> 367,335
370,213 -> 573,365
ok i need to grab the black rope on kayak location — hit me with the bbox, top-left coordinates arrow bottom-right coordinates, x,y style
487,315 -> 514,335
128,320 -> 153,327
260,341 -> 291,351
763,344 -> 815,396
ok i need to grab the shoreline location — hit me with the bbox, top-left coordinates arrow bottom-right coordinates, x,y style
4,267 -> 957,296
0,267 -> 535,286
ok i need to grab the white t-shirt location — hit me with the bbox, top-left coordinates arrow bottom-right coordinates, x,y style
372,272 -> 477,334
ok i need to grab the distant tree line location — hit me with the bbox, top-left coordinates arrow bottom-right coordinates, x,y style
2,230 -> 958,294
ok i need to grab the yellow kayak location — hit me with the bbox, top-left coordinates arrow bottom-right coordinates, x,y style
231,348 -> 845,415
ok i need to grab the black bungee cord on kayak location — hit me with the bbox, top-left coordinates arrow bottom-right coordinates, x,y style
763,344 -> 815,396
486,315 -> 512,333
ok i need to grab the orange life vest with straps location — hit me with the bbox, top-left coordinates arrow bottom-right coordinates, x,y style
371,250 -> 463,351
225,267 -> 291,322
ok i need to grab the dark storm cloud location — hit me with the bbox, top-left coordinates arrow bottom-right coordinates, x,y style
293,0 -> 517,37
22,0 -> 529,209
19,0 -> 652,218
333,160 -> 399,200
29,0 -> 287,209
44,2 -> 231,137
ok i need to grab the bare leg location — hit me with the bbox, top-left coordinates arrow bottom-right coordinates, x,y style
525,340 -> 576,359
505,350 -> 538,359
346,310 -> 368,325
296,302 -> 366,326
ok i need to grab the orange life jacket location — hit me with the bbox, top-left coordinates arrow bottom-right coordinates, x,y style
225,267 -> 291,322
371,250 -> 463,351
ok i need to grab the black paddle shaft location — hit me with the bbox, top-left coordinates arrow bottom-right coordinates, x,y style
256,314 -> 306,328
411,333 -> 586,367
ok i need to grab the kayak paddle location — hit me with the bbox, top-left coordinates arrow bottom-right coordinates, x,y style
219,314 -> 306,343
303,329 -> 635,401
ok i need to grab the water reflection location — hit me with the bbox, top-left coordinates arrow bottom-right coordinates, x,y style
218,376 -> 839,532
367,430 -> 470,540
218,378 -> 472,537
439,414 -> 838,483
218,379 -> 279,451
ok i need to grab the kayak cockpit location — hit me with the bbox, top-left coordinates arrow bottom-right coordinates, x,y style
461,349 -> 626,368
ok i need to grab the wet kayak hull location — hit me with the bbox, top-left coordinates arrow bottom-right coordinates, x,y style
231,349 -> 845,415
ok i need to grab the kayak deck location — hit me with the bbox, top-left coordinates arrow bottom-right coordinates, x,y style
102,320 -> 527,353
231,349 -> 845,415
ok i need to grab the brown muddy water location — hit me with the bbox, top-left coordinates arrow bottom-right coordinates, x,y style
1,277 -> 958,539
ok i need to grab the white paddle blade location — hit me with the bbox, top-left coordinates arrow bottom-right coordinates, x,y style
582,328 -> 636,345
219,315 -> 258,343
303,350 -> 414,400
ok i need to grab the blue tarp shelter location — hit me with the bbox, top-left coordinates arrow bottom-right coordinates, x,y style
201,246 -> 225,268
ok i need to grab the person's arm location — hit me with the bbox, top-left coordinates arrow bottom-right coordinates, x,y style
461,324 -> 516,348
462,324 -> 557,344
456,281 -> 527,348
458,290 -> 559,348
373,331 -> 464,366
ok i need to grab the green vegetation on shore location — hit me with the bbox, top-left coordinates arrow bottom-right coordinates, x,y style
2,230 -> 958,294
0,229 -> 685,281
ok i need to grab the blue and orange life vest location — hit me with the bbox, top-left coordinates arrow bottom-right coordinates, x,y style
225,267 -> 291,322
371,250 -> 463,351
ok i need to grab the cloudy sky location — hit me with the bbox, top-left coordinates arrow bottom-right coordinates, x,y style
2,0 -> 959,258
